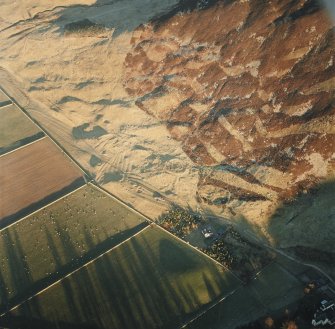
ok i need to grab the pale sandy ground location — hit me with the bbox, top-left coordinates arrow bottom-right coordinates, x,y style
0,0 -> 334,260
0,0 -> 200,220
0,1 -> 95,29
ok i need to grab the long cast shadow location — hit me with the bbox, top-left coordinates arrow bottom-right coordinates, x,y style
0,131 -> 45,156
50,0 -> 182,39
0,222 -> 148,314
1,226 -> 233,329
0,177 -> 86,230
267,179 -> 335,280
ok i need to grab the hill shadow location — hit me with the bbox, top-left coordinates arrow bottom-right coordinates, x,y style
0,227 -> 231,329
49,0 -> 180,38
0,219 -> 147,315
266,179 -> 335,279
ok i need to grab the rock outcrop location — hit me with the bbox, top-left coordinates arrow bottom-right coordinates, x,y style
123,0 -> 335,271
124,0 -> 334,220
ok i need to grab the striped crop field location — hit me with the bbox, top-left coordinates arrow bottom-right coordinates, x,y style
187,262 -> 305,329
0,184 -> 147,313
1,226 -> 241,329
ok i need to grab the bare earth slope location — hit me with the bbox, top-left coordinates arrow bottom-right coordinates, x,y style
0,0 -> 334,275
123,0 -> 335,261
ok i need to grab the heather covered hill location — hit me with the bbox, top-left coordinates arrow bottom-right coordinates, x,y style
0,0 -> 334,275
124,0 -> 335,240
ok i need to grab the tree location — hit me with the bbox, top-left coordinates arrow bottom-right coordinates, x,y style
264,316 -> 274,328
281,320 -> 298,329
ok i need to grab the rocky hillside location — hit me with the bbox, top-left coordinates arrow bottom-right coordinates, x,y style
0,0 -> 334,274
124,0 -> 335,252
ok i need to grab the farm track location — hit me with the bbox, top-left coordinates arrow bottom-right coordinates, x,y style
0,85 -> 92,182
180,285 -> 243,329
0,68 -> 186,213
205,213 -> 335,285
1,77 -> 333,328
180,215 -> 335,329
92,183 -> 243,283
0,80 -> 243,325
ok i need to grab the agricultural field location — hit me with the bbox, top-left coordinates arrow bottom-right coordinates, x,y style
0,138 -> 84,225
248,263 -> 304,311
0,104 -> 44,155
187,262 -> 305,329
0,226 -> 241,329
187,285 -> 266,329
0,184 -> 147,313
0,90 -> 11,107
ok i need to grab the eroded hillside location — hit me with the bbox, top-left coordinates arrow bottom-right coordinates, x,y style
124,0 -> 335,258
0,0 -> 334,275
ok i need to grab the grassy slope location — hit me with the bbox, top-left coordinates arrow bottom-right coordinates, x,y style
0,184 -> 146,311
6,226 -> 240,329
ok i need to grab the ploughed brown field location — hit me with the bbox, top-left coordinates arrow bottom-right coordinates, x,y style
0,137 -> 84,224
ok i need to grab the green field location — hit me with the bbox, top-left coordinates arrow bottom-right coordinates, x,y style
0,104 -> 44,155
187,285 -> 266,329
0,184 -> 147,312
187,262 -> 305,329
0,91 -> 11,107
248,263 -> 304,311
2,226 -> 240,329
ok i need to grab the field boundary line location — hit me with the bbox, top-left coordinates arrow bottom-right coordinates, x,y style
0,184 -> 86,233
0,80 -> 235,276
180,285 -> 243,329
0,86 -> 92,182
90,182 -> 153,223
0,135 -> 47,159
0,79 -> 241,303
154,224 -> 242,282
0,225 -> 150,317
0,102 -> 13,109
90,183 -> 242,283
267,246 -> 335,287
